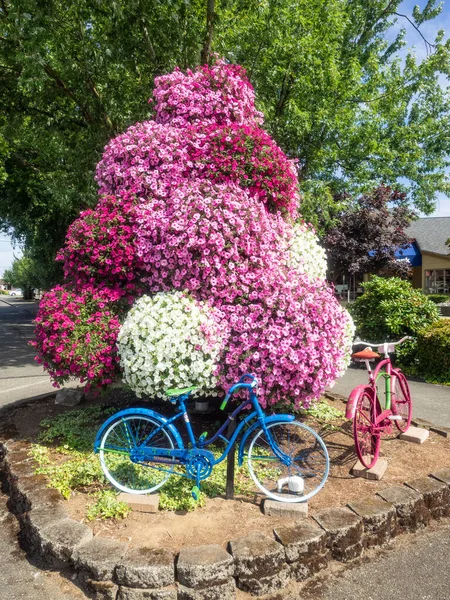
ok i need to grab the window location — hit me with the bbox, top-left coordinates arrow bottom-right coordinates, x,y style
425,269 -> 450,293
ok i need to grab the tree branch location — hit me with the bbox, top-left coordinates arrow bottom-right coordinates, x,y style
394,12 -> 436,55
43,64 -> 95,124
200,0 -> 215,64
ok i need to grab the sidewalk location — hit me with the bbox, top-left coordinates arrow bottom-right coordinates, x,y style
330,366 -> 450,428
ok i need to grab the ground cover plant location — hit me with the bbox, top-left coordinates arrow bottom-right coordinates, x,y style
33,59 -> 354,410
28,399 -> 344,519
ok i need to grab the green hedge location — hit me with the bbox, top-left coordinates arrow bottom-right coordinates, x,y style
426,294 -> 450,305
416,320 -> 450,383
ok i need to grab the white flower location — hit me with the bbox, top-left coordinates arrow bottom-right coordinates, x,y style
287,223 -> 327,281
117,291 -> 229,399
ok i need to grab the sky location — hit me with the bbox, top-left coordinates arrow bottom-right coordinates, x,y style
1,0 -> 449,277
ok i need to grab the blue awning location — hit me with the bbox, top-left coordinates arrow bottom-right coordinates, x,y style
395,242 -> 422,267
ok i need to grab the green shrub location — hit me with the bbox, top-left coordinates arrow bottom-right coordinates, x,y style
426,294 -> 450,305
350,276 -> 439,341
416,320 -> 450,383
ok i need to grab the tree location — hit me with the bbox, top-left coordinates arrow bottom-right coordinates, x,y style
3,255 -> 41,299
1,0 -> 450,283
217,0 -> 450,223
325,185 -> 415,289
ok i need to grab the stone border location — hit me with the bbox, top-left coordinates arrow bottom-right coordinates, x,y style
0,437 -> 449,599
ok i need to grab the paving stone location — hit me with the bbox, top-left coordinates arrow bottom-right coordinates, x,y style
38,518 -> 93,563
347,497 -> 396,547
398,426 -> 429,444
176,544 -> 233,588
351,458 -> 388,481
377,485 -> 429,533
406,477 -> 450,519
229,532 -> 288,595
431,468 -> 450,486
73,537 -> 128,581
262,499 -> 308,519
313,507 -> 363,561
274,520 -> 327,563
55,388 -> 84,406
177,579 -> 236,600
117,493 -> 160,513
117,586 -> 177,600
429,426 -> 450,438
115,547 -> 174,589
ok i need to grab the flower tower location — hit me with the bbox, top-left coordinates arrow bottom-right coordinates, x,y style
33,60 -> 354,409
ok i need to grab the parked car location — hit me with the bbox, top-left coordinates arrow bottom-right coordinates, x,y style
9,289 -> 22,296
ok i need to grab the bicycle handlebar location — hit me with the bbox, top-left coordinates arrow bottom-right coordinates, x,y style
352,336 -> 412,356
220,374 -> 258,410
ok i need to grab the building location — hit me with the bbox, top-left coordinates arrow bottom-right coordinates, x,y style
397,217 -> 450,293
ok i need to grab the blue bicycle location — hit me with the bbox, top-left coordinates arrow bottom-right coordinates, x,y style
94,374 -> 329,503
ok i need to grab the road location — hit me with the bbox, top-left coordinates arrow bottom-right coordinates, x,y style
0,296 -> 77,408
292,520 -> 450,600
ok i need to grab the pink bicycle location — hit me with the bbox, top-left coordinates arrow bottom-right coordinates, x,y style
345,336 -> 413,468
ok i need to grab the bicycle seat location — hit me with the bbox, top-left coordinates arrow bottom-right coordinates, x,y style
352,348 -> 380,361
166,386 -> 198,398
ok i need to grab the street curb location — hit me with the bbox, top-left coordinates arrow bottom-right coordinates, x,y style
1,436 -> 449,599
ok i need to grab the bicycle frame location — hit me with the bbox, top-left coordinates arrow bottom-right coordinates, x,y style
96,384 -> 295,475
346,354 -> 408,429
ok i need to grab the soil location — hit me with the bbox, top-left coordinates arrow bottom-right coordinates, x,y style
6,391 -> 450,553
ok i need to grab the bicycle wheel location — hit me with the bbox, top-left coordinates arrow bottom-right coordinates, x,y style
353,389 -> 381,469
392,371 -> 412,433
99,414 -> 176,494
246,421 -> 329,503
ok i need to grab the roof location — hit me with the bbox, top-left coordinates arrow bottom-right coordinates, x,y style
405,217 -> 450,256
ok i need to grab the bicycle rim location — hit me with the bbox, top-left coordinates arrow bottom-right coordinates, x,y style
353,390 -> 381,469
99,415 -> 175,494
392,371 -> 412,433
246,421 -> 329,503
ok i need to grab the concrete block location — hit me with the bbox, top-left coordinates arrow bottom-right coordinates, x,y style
405,477 -> 450,519
377,485 -> 429,533
429,426 -> 450,438
431,468 -> 450,486
274,521 -> 329,582
55,388 -> 84,406
351,458 -> 388,481
398,426 -> 429,444
289,551 -> 330,582
73,537 -> 128,581
176,545 -> 233,588
118,493 -> 159,513
177,579 -> 236,600
229,532 -> 289,595
80,577 -> 118,600
347,497 -> 396,547
39,518 -> 93,563
262,499 -> 308,519
115,547 -> 174,589
274,521 -> 327,563
117,586 -> 177,600
313,508 -> 363,562
411,418 -> 434,429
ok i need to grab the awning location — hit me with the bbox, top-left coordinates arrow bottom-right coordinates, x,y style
395,242 -> 422,267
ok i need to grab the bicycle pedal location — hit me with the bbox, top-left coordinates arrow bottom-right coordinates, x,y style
191,486 -> 200,501
388,415 -> 402,421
